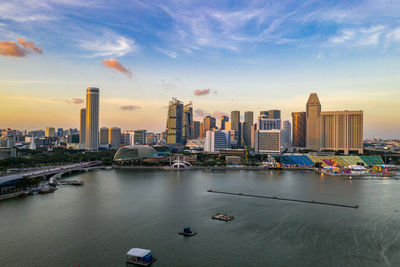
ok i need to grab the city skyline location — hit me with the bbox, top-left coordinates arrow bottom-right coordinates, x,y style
0,1 -> 400,138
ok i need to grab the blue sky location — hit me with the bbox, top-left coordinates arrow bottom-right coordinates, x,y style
0,0 -> 399,138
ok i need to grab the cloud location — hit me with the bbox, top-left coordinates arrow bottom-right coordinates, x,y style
155,46 -> 177,58
194,109 -> 206,117
194,109 -> 227,118
80,33 -> 137,57
194,88 -> 211,96
120,105 -> 141,111
52,97 -> 84,104
0,38 -> 43,57
212,111 -> 228,118
0,41 -> 26,57
71,97 -> 84,104
17,38 -> 43,54
329,25 -> 386,46
102,58 -> 132,77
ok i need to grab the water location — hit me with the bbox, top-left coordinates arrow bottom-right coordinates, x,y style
1,169 -> 400,266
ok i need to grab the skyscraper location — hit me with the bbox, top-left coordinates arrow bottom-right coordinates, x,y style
283,120 -> 291,148
220,116 -> 229,130
193,121 -> 200,139
269,110 -> 281,119
85,87 -> 99,151
305,93 -> 363,154
306,93 -> 321,151
203,116 -> 216,136
292,112 -> 306,147
108,127 -> 121,149
258,117 -> 281,130
183,102 -> 193,142
166,98 -> 183,144
243,111 -> 253,148
99,127 -> 109,145
45,127 -> 55,138
231,111 -> 241,147
80,108 -> 86,145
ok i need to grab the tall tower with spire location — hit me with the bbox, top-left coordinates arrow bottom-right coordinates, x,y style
306,93 -> 321,151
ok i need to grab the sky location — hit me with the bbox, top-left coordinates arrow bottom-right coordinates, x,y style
0,0 -> 399,138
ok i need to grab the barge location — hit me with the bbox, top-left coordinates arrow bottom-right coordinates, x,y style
212,213 -> 235,221
125,248 -> 156,266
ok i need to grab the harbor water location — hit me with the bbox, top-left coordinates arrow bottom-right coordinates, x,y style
1,169 -> 400,266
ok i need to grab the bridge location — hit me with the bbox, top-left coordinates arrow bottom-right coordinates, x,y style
0,161 -> 101,187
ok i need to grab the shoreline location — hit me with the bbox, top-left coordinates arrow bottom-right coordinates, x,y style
113,165 -> 315,171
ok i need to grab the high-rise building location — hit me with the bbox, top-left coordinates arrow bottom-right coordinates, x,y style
224,121 -> 231,130
283,120 -> 291,148
45,127 -> 55,138
120,131 -> 131,146
258,117 -> 281,130
305,93 -> 363,154
220,116 -> 229,130
292,112 -> 306,147
203,116 -> 216,136
57,128 -> 63,138
204,130 -> 231,152
99,127 -> 109,145
85,87 -> 99,151
320,111 -> 363,154
80,108 -> 86,145
166,98 -> 183,144
250,124 -> 257,150
199,122 -> 204,139
259,110 -> 281,119
255,129 -> 283,154
132,130 -> 147,145
193,121 -> 200,139
145,132 -> 157,145
269,110 -> 281,119
243,111 -> 253,148
183,102 -> 193,142
108,127 -> 121,149
231,111 -> 241,147
306,93 -> 321,151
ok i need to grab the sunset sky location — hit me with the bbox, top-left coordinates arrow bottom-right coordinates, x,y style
0,0 -> 399,138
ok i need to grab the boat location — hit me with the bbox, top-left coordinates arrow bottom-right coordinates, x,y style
38,187 -> 55,194
19,190 -> 32,197
179,227 -> 197,236
211,213 -> 235,221
125,248 -> 156,266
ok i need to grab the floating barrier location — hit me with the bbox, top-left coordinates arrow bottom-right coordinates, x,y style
207,189 -> 359,209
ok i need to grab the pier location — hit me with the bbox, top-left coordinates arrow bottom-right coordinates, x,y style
207,189 -> 359,209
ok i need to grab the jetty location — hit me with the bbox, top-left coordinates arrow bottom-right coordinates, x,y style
207,189 -> 359,209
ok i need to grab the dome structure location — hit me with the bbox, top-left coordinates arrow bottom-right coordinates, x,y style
152,144 -> 171,156
113,145 -> 158,161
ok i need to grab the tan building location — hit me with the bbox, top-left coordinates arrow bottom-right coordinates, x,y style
320,111 -> 363,154
45,127 -> 55,138
292,112 -> 306,147
305,93 -> 363,154
99,127 -> 109,145
85,87 -> 99,150
108,127 -> 121,149
306,93 -> 321,151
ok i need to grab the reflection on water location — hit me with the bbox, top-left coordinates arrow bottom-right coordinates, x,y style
1,169 -> 400,266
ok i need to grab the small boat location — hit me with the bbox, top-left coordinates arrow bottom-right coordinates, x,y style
179,227 -> 197,236
38,187 -> 55,194
125,248 -> 156,266
19,190 -> 32,197
211,213 -> 235,221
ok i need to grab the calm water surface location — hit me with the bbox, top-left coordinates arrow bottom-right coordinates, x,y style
1,169 -> 400,266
